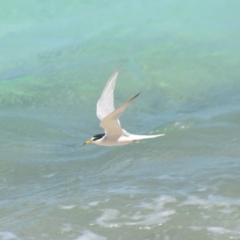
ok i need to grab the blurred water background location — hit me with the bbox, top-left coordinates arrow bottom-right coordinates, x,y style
1,0 -> 240,239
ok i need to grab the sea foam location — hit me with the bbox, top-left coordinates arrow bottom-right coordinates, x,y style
95,195 -> 176,228
0,232 -> 20,240
76,230 -> 107,240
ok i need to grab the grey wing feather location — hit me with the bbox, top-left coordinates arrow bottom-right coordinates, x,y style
100,93 -> 141,137
96,69 -> 119,121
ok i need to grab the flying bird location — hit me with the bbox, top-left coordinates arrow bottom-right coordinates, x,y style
84,69 -> 164,146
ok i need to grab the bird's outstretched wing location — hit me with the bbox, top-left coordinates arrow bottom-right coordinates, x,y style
100,93 -> 141,138
96,69 -> 119,121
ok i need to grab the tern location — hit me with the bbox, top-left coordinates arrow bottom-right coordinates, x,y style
83,69 -> 164,146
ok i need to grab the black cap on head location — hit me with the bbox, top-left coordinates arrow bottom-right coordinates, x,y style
92,133 -> 105,141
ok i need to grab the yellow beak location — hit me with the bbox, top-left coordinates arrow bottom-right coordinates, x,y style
83,139 -> 93,145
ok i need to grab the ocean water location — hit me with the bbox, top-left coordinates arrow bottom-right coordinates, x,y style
1,0 -> 240,239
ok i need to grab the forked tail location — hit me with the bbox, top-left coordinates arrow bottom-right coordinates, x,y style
131,133 -> 165,141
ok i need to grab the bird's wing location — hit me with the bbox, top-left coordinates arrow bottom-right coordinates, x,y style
96,69 -> 119,121
100,93 -> 140,138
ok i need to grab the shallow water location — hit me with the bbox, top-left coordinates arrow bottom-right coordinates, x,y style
1,0 -> 240,239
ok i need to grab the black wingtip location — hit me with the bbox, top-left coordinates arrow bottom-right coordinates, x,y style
134,92 -> 141,98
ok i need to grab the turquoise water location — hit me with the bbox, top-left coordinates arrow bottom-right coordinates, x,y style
1,1 -> 240,239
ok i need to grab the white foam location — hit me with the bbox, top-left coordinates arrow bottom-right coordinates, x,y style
207,227 -> 231,234
0,232 -> 20,240
157,175 -> 174,180
127,210 -> 176,226
95,196 -> 176,228
181,195 -> 240,208
139,196 -> 176,209
189,226 -> 240,235
59,205 -> 76,210
207,226 -> 240,235
88,201 -> 100,206
219,208 -> 235,214
76,230 -> 107,240
88,199 -> 109,207
42,173 -> 55,178
196,187 -> 207,192
96,209 -> 120,228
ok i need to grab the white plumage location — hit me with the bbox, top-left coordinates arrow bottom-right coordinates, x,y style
84,69 -> 164,146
